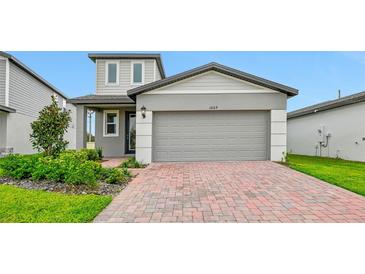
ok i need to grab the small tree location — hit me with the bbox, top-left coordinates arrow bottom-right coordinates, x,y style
30,96 -> 71,156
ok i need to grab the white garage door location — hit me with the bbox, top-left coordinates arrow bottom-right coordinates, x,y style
152,111 -> 269,162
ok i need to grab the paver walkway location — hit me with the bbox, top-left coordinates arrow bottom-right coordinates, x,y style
94,161 -> 365,223
101,158 -> 128,168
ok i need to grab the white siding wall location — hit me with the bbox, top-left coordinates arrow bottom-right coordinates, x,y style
0,112 -> 7,148
65,103 -> 77,149
288,102 -> 365,162
151,71 -> 274,92
96,59 -> 157,95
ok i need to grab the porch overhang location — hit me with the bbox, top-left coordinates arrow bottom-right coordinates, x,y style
67,95 -> 135,105
0,105 -> 16,113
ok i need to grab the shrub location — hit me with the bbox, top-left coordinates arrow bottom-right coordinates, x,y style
99,168 -> 131,184
80,149 -> 101,161
0,151 -> 130,187
59,150 -> 88,163
32,156 -> 61,181
64,161 -> 100,186
0,154 -> 43,179
96,147 -> 103,160
30,96 -> 71,157
121,157 -> 145,169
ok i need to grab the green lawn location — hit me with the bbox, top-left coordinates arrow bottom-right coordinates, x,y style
0,185 -> 112,223
287,154 -> 365,196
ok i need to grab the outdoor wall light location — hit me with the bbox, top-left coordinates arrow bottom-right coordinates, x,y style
141,105 -> 146,119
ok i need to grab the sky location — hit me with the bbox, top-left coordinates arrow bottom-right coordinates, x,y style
8,51 -> 365,111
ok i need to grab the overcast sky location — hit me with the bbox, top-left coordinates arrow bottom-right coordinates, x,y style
8,51 -> 365,111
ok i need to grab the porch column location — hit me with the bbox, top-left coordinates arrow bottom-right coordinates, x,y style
76,105 -> 87,150
135,110 -> 152,164
270,110 -> 287,161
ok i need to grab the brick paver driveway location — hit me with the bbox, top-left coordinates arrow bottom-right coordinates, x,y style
94,161 -> 365,223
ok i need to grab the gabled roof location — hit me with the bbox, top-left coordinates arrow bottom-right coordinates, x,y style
67,94 -> 134,104
0,104 -> 16,113
288,91 -> 365,119
88,53 -> 165,79
127,62 -> 298,100
0,52 -> 68,99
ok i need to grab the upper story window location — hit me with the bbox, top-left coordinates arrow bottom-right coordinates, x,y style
131,61 -> 144,85
105,61 -> 119,85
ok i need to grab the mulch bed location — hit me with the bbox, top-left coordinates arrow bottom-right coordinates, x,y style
0,177 -> 128,196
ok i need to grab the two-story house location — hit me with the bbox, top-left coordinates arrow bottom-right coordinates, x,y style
69,53 -> 298,164
0,52 -> 76,155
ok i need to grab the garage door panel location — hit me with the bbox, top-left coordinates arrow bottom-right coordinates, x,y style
152,111 -> 269,161
154,137 -> 266,147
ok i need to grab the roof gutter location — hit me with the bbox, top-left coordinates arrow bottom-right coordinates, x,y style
0,52 -> 68,99
127,62 -> 298,100
288,91 -> 365,119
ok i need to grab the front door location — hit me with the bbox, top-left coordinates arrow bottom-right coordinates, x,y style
125,112 -> 136,154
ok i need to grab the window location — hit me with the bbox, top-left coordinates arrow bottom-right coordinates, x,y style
62,99 -> 67,111
132,61 -> 144,84
106,62 -> 119,85
103,110 -> 119,137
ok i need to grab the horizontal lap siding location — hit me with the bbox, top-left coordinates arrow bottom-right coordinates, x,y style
8,62 -> 65,117
157,71 -> 267,91
96,59 -> 156,95
152,111 -> 269,162
144,60 -> 155,83
0,59 -> 6,105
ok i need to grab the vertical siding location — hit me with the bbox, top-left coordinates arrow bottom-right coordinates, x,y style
95,59 -> 159,95
8,62 -> 66,117
0,59 -> 6,105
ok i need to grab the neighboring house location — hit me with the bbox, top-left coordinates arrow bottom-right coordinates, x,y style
69,53 -> 298,163
0,52 -> 76,155
288,91 -> 365,162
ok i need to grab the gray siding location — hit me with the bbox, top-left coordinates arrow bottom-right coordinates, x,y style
96,59 -> 157,95
152,111 -> 269,162
0,59 -> 6,105
95,107 -> 135,157
155,61 -> 162,81
8,62 -> 67,117
288,101 -> 365,162
3,61 -> 70,154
